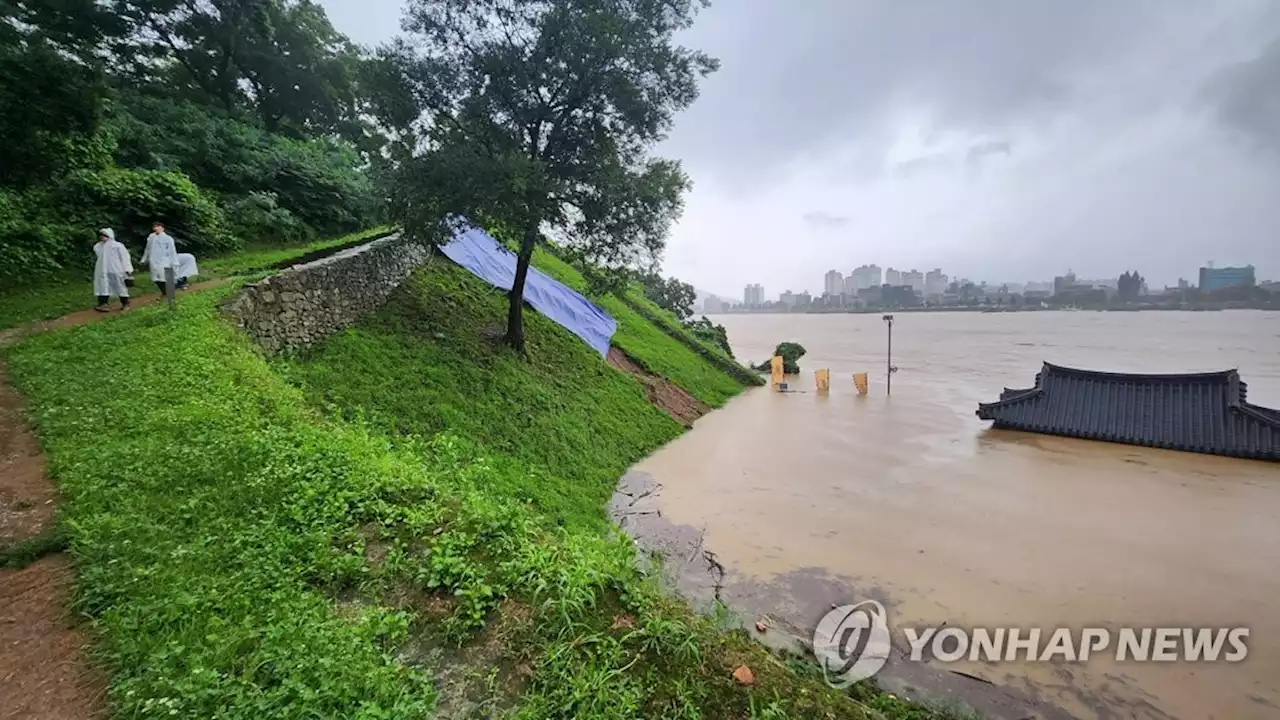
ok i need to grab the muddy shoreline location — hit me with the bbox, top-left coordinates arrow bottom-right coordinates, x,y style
610,470 -> 1078,720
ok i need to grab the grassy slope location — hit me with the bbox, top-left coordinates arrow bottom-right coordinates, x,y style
276,259 -> 684,531
4,279 -> 956,719
0,226 -> 394,330
532,249 -> 747,406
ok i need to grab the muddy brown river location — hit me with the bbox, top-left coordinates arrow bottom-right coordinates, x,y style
615,310 -> 1280,720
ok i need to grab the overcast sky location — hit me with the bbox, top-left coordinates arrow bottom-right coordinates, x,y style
320,0 -> 1280,299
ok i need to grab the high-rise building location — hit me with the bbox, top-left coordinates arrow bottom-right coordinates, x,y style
779,290 -> 796,308
823,269 -> 844,297
843,274 -> 857,296
885,268 -> 902,286
1199,265 -> 1256,291
925,269 -> 948,297
743,283 -> 765,306
903,269 -> 924,293
850,264 -> 882,291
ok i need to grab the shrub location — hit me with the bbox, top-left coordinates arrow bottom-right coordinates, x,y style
57,167 -> 239,256
222,191 -> 314,246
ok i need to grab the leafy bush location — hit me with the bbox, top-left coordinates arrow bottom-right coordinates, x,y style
57,167 -> 238,255
686,316 -> 734,358
111,95 -> 378,239
753,342 -> 807,374
0,189 -> 77,279
222,191 -> 314,246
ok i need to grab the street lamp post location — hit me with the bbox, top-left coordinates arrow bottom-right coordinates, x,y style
882,314 -> 898,395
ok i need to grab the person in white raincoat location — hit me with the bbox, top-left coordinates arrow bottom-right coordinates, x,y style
140,220 -> 180,295
93,228 -> 133,312
175,252 -> 199,290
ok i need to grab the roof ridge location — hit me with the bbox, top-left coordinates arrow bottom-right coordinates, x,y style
1041,362 -> 1241,383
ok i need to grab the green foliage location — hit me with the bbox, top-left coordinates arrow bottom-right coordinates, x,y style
534,249 -> 749,406
753,343 -> 808,375
640,272 -> 697,321
6,293 -> 437,717
110,94 -> 378,240
388,0 -> 718,348
7,261 -> 958,719
0,0 -> 119,188
0,524 -> 69,569
58,167 -> 236,255
0,226 -> 393,331
278,260 -> 684,530
686,316 -> 735,358
221,192 -> 314,246
0,2 -> 382,284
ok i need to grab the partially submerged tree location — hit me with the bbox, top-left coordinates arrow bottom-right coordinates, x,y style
752,342 -> 806,374
389,0 -> 718,351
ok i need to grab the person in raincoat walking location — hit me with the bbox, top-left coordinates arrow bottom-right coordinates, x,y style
140,220 -> 180,295
93,228 -> 133,312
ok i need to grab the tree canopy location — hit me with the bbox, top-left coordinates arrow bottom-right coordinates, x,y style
0,0 -> 384,281
1118,270 -> 1145,301
386,0 -> 718,350
640,271 -> 697,321
3,0 -> 719,360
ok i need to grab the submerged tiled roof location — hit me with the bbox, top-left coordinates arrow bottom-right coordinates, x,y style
976,363 -> 1280,461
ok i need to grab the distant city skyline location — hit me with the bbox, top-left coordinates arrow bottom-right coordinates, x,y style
718,262 -> 1260,307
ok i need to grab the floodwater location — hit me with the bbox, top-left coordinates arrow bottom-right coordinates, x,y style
620,310 -> 1280,720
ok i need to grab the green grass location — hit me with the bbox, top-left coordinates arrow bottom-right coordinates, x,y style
0,225 -> 395,331
276,259 -> 684,531
532,249 -> 749,406
0,524 -> 68,569
5,249 -> 970,719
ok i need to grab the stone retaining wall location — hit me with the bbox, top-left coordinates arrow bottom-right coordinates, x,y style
222,233 -> 430,354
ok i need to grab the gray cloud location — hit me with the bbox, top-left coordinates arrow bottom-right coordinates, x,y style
966,140 -> 1013,163
663,0 -> 1205,184
802,211 -> 852,229
1204,37 -> 1280,155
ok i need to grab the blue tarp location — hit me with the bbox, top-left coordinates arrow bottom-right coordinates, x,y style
439,225 -> 617,357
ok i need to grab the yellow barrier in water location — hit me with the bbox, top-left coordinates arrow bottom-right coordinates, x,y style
815,368 -> 830,392
853,372 -> 868,395
771,355 -> 785,387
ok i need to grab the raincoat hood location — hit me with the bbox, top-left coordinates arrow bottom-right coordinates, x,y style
99,228 -> 115,241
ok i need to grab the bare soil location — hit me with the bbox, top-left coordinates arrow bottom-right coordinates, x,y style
0,366 -> 53,544
607,347 -> 711,427
0,365 -> 106,719
0,556 -> 107,720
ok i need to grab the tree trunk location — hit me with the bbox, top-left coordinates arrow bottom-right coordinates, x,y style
505,226 -> 539,352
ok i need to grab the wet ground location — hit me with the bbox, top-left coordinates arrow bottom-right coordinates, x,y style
613,310 -> 1280,720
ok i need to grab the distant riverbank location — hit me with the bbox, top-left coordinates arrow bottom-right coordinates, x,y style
715,303 -> 1278,316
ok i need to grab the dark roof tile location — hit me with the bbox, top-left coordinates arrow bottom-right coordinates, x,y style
976,363 -> 1280,461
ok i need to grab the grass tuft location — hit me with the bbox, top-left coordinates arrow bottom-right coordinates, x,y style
0,524 -> 69,569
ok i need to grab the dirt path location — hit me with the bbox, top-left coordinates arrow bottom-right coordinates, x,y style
0,278 -> 232,349
1,360 -> 111,718
0,555 -> 107,720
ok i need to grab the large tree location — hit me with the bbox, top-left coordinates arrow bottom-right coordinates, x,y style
389,0 -> 717,351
